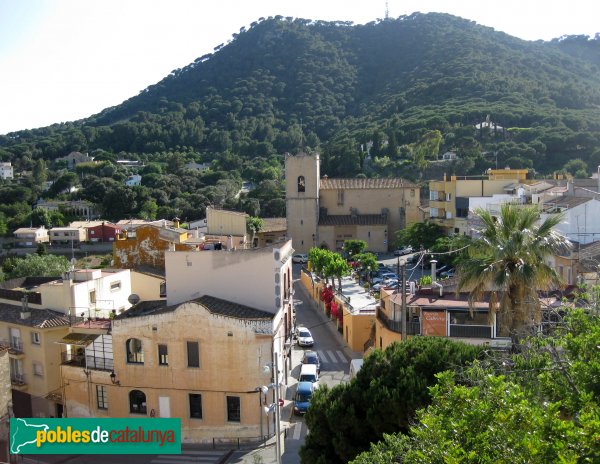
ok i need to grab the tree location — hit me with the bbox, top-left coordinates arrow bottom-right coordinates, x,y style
353,252 -> 378,284
394,221 -> 443,251
139,200 -> 159,220
300,337 -> 484,464
7,254 -> 71,279
343,239 -> 367,259
457,204 -> 570,342
246,216 -> 263,247
326,253 -> 351,290
352,309 -> 600,464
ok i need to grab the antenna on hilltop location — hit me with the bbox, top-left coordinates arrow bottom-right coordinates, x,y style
385,0 -> 389,19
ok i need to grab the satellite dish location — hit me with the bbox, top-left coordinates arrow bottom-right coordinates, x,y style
128,294 -> 140,305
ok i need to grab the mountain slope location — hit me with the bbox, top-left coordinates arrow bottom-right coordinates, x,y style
2,13 -> 600,177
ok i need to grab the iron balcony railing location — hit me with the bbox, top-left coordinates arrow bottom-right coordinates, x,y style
376,309 -> 421,335
11,373 -> 26,385
61,352 -> 114,371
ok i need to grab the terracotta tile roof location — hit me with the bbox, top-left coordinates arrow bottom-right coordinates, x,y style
320,178 -> 417,190
197,295 -> 274,320
545,195 -> 592,209
118,296 -> 274,321
259,218 -> 287,233
319,214 -> 387,226
0,303 -> 70,328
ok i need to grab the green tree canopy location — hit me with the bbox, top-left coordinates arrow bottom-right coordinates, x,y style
7,254 -> 71,279
301,337 -> 484,464
457,204 -> 570,342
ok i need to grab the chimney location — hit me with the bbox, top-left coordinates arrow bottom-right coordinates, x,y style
20,296 -> 31,320
173,217 -> 180,228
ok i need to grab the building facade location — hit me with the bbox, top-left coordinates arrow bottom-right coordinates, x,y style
285,152 -> 420,253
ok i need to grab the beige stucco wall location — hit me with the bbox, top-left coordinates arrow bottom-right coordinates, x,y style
130,271 -> 165,302
285,153 -> 320,254
0,322 -> 68,416
207,208 -> 248,237
94,302 -> 275,442
165,241 -> 293,314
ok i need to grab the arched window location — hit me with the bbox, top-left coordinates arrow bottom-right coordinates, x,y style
129,390 -> 147,414
297,176 -> 306,193
126,338 -> 144,364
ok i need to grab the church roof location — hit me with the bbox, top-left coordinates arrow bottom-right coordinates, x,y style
319,214 -> 387,226
320,178 -> 416,190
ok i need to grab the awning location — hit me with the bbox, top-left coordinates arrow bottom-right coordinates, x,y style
57,333 -> 100,346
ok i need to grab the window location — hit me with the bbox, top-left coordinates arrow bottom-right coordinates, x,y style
110,281 -> 121,291
33,362 -> 43,377
158,344 -> 168,366
226,396 -> 240,422
129,390 -> 147,414
410,189 -> 415,197
31,332 -> 41,345
126,338 -> 144,364
337,190 -> 344,206
96,385 -> 108,410
89,290 -> 96,304
297,176 -> 305,193
189,394 -> 202,419
187,341 -> 200,368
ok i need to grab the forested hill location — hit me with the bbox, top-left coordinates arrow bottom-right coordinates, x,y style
2,12 -> 600,180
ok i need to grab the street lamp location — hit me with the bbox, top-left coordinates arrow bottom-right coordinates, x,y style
262,356 -> 283,464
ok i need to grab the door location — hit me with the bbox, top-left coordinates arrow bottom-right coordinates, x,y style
158,396 -> 171,418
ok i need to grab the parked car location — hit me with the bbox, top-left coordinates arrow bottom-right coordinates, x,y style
372,279 -> 399,291
292,253 -> 308,264
299,363 -> 319,389
301,350 -> 321,374
293,381 -> 315,415
296,327 -> 314,347
380,272 -> 399,281
394,246 -> 413,256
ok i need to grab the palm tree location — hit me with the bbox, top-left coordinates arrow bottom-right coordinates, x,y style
457,203 -> 570,343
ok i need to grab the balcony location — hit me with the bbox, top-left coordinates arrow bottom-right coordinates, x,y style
449,324 -> 492,338
3,339 -> 25,357
377,309 -> 421,335
61,352 -> 114,371
11,373 -> 27,390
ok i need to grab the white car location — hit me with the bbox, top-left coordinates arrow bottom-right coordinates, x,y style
292,254 -> 308,264
296,327 -> 314,347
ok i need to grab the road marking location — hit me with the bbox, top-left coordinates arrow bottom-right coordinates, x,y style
317,350 -> 328,362
336,350 -> 347,363
293,422 -> 302,440
326,350 -> 337,362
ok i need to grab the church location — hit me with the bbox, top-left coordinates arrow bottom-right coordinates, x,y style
285,152 -> 421,253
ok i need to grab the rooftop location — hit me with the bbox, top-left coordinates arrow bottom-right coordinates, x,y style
319,214 -> 387,226
118,295 -> 274,321
0,303 -> 70,328
320,178 -> 417,190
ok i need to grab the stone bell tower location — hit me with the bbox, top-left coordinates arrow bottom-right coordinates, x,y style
285,152 -> 320,253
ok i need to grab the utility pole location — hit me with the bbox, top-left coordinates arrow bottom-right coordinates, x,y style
274,355 -> 282,464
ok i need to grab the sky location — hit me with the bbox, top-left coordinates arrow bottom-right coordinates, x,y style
0,0 -> 598,135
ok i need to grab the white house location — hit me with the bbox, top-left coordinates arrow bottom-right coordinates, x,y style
540,196 -> 600,245
0,162 -> 13,180
125,174 -> 142,186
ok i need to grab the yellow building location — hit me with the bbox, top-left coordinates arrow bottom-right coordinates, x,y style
61,298 -> 278,443
428,168 -> 529,235
285,152 -> 421,253
62,240 -> 294,444
0,303 -> 70,418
